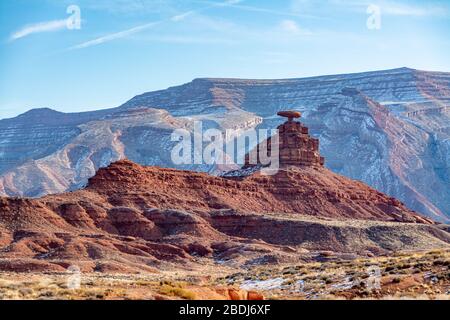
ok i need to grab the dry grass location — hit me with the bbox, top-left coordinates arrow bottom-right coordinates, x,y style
158,281 -> 197,300
0,249 -> 448,300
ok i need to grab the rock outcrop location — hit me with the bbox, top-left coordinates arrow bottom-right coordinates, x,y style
244,111 -> 324,168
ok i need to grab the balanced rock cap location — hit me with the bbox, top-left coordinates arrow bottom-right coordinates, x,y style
277,111 -> 301,121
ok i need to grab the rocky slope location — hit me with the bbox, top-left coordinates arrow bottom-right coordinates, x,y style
0,67 -> 449,221
87,160 -> 434,223
0,159 -> 449,273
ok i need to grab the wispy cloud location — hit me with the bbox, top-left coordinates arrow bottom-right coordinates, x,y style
150,11 -> 315,46
69,21 -> 162,50
69,0 -> 245,50
279,19 -> 310,35
140,35 -> 237,45
10,19 -> 67,41
328,0 -> 449,17
171,10 -> 197,22
198,0 -> 325,19
53,0 -> 176,15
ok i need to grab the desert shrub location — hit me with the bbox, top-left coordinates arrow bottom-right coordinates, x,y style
432,259 -> 448,266
282,268 -> 296,275
397,263 -> 411,270
159,284 -> 196,300
392,277 -> 401,284
283,279 -> 295,285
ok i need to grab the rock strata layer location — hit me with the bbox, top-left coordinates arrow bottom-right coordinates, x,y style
0,159 -> 448,273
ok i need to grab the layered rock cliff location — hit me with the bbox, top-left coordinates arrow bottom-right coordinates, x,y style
0,67 -> 449,221
1,159 -> 449,273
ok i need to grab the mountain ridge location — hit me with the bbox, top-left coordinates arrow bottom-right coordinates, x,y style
2,67 -> 448,121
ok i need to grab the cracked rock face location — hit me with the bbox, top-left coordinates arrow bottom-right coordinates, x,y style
0,67 -> 449,221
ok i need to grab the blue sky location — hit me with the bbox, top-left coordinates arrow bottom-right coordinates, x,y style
0,0 -> 449,119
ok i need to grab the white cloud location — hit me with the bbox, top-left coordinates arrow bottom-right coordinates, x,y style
280,20 -> 301,34
54,0 -> 176,15
68,0 -> 240,50
10,19 -> 68,41
171,10 -> 197,22
279,19 -> 312,36
68,0 -> 320,51
69,21 -> 162,50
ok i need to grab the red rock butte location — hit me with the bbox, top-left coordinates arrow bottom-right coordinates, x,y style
245,110 -> 325,168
